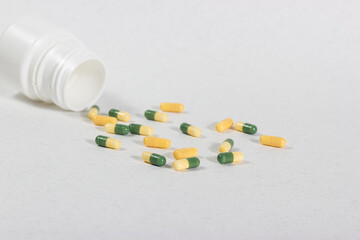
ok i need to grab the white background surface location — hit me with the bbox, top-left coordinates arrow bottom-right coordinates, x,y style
0,0 -> 359,239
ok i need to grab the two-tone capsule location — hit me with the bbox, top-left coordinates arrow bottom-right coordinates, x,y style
219,138 -> 234,153
88,105 -> 99,119
260,135 -> 286,148
173,157 -> 200,171
95,135 -> 121,150
217,152 -> 244,164
142,152 -> 166,167
160,103 -> 184,113
143,136 -> 171,149
144,110 -> 168,122
173,147 -> 198,160
234,122 -> 257,135
104,123 -> 130,135
129,123 -> 154,136
216,118 -> 234,132
92,115 -> 118,126
109,109 -> 131,122
180,123 -> 201,137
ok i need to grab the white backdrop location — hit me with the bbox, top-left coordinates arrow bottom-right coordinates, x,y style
0,0 -> 359,239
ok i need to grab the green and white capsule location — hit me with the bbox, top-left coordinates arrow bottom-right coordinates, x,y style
104,123 -> 130,135
108,109 -> 131,122
219,138 -> 234,153
173,157 -> 200,171
144,110 -> 168,122
129,123 -> 154,136
142,151 -> 166,167
95,135 -> 121,150
217,152 -> 244,164
180,122 -> 201,137
234,122 -> 257,135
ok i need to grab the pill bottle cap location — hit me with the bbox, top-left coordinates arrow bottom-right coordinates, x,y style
0,16 -> 105,111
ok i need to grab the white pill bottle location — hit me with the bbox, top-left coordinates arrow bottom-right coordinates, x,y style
0,16 -> 105,111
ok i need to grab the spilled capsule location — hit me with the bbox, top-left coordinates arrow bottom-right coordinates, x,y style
95,135 -> 121,150
104,123 -> 130,135
142,151 -> 166,167
109,109 -> 131,122
173,157 -> 200,171
160,103 -> 184,113
129,124 -> 154,136
144,110 -> 168,122
92,115 -> 117,126
260,135 -> 286,148
143,136 -> 171,149
88,105 -> 99,119
180,122 -> 201,137
219,138 -> 234,153
216,118 -> 234,132
217,152 -> 244,164
234,122 -> 257,135
173,147 -> 198,160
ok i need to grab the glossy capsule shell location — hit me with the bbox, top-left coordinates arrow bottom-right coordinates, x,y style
95,135 -> 121,150
260,135 -> 286,148
142,151 -> 166,166
104,123 -> 130,135
217,152 -> 244,164
88,105 -> 99,119
143,136 -> 171,149
173,157 -> 200,171
173,147 -> 198,160
234,122 -> 257,135
216,118 -> 234,132
144,110 -> 168,122
129,124 -> 154,136
180,123 -> 201,137
160,103 -> 184,113
92,115 -> 118,126
109,109 -> 131,122
219,138 -> 234,153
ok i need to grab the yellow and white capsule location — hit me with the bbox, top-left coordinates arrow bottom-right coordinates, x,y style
160,103 -> 184,113
143,136 -> 171,149
92,115 -> 118,126
216,118 -> 234,132
219,138 -> 234,153
88,105 -> 99,119
109,109 -> 131,122
95,135 -> 121,150
173,147 -> 198,160
260,135 -> 286,148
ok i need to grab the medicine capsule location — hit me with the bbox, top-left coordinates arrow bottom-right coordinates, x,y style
180,122 -> 201,137
234,122 -> 257,135
160,102 -> 184,113
144,110 -> 168,122
142,151 -> 166,167
92,115 -> 118,126
260,135 -> 286,148
88,105 -> 99,119
104,123 -> 130,135
129,123 -> 154,136
216,118 -> 234,132
143,136 -> 171,149
173,157 -> 200,171
173,147 -> 198,160
108,109 -> 131,122
217,152 -> 244,164
219,138 -> 234,153
95,135 -> 121,150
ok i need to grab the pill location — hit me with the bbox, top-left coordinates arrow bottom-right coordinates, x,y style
92,115 -> 118,126
142,151 -> 166,167
173,157 -> 200,171
143,136 -> 171,149
129,123 -> 154,136
160,103 -> 184,113
180,122 -> 201,137
216,118 -> 234,132
144,110 -> 168,122
219,138 -> 234,153
88,105 -> 99,119
234,122 -> 257,135
95,135 -> 121,150
173,147 -> 198,160
104,123 -> 130,135
109,109 -> 131,122
259,135 -> 286,148
217,152 -> 244,164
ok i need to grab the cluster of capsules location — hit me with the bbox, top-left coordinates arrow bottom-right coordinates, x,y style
88,103 -> 287,171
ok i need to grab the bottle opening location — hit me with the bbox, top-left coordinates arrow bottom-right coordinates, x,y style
63,59 -> 105,111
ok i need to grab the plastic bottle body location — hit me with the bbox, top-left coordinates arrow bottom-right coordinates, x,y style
0,16 -> 105,111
